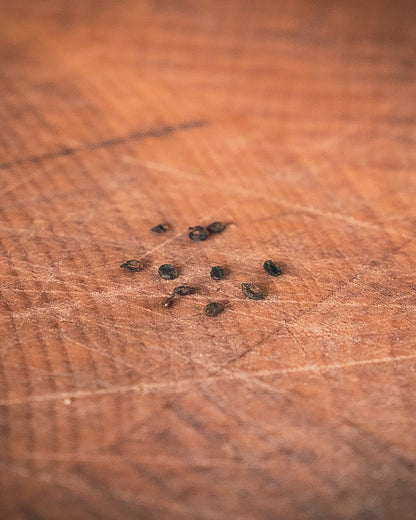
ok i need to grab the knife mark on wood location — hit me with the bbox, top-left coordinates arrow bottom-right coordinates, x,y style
0,120 -> 208,170
1,354 -> 416,407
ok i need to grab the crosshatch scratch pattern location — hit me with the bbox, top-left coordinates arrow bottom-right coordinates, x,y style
1,1 -> 416,519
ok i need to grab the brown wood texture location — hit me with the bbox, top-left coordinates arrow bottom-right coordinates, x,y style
1,1 -> 416,519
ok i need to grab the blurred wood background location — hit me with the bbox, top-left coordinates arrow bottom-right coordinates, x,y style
1,1 -> 416,518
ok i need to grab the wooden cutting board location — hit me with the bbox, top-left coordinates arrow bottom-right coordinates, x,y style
1,1 -> 416,518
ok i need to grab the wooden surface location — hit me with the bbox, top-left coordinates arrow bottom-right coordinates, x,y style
1,1 -> 416,518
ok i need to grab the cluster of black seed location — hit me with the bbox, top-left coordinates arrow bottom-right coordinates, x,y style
120,222 -> 283,317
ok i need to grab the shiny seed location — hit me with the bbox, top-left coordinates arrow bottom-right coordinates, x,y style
263,260 -> 282,277
188,226 -> 209,241
210,266 -> 224,280
173,286 -> 196,296
120,259 -> 143,272
158,264 -> 178,280
205,302 -> 225,317
241,283 -> 264,300
207,221 -> 226,234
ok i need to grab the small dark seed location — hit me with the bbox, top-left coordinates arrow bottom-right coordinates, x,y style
188,226 -> 209,241
207,221 -> 226,234
205,302 -> 225,317
158,264 -> 178,280
210,266 -> 224,280
263,260 -> 282,277
162,295 -> 176,308
173,285 -> 196,296
241,283 -> 264,300
151,223 -> 170,234
120,259 -> 143,272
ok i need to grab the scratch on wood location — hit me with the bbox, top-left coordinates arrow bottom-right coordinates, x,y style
226,236 -> 414,366
0,461 -> 190,516
121,156 -> 413,240
11,451 -> 240,468
0,120 -> 208,170
62,335 -> 139,373
1,354 -> 415,407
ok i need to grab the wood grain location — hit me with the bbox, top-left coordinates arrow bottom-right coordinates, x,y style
1,1 -> 416,519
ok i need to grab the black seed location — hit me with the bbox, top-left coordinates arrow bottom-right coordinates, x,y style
151,223 -> 170,234
120,259 -> 143,272
188,226 -> 209,241
207,221 -> 226,234
162,295 -> 176,308
210,266 -> 224,280
158,264 -> 178,280
263,260 -> 282,277
173,285 -> 196,296
205,302 -> 225,317
241,283 -> 264,300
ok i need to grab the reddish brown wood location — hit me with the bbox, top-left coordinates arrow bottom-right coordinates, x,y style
1,1 -> 416,519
